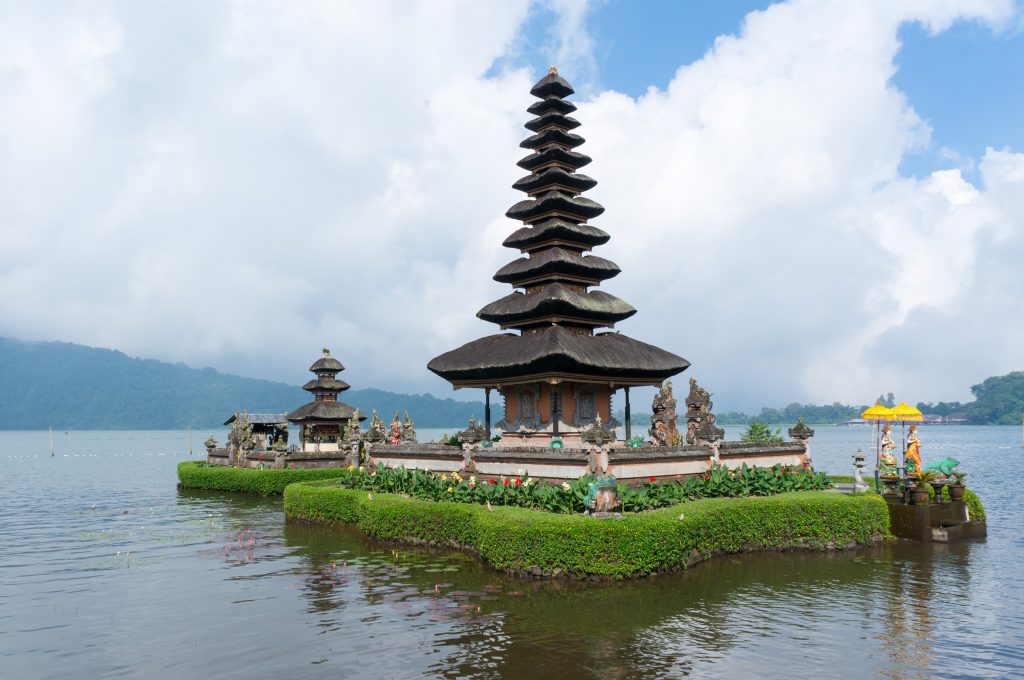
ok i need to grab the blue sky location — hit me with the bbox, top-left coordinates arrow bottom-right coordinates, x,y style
510,0 -> 1024,179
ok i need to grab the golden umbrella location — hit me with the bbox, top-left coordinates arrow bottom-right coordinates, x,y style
862,404 -> 893,491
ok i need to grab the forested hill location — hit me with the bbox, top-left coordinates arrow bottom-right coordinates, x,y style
0,338 -> 482,430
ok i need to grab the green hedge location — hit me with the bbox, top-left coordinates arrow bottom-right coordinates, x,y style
177,461 -> 349,495
284,483 -> 891,578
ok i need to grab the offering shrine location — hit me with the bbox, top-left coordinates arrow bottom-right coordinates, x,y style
428,68 -> 690,446
286,348 -> 365,452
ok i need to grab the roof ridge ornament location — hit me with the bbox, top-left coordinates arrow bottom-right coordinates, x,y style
548,65 -> 558,75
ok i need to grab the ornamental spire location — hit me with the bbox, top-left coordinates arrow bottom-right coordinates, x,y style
477,70 -> 635,334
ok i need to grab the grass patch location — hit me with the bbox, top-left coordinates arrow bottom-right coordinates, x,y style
177,461 -> 349,496
284,483 -> 891,579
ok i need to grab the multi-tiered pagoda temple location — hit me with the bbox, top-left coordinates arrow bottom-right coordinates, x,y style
287,348 -> 365,452
429,68 -> 689,445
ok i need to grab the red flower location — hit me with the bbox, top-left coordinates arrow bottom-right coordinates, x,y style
649,476 -> 657,482
489,479 -> 497,485
258,455 -> 263,461
703,474 -> 710,480
515,478 -> 522,487
503,479 -> 509,486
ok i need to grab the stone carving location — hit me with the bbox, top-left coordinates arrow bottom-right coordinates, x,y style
684,379 -> 724,446
402,411 -> 417,443
788,417 -> 815,443
459,417 -> 486,444
204,435 -> 218,454
271,435 -> 287,452
584,473 -> 620,515
852,449 -> 869,492
227,411 -> 254,465
582,413 -> 616,447
390,412 -> 402,445
366,410 -> 387,443
648,380 -> 679,446
347,410 -> 362,443
347,410 -> 362,467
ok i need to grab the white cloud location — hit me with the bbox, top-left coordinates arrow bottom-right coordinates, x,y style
0,0 -> 1021,411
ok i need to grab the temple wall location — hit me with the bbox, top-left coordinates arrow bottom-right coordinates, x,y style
559,384 -> 575,424
502,388 -> 518,423
537,385 -> 551,425
362,441 -> 809,483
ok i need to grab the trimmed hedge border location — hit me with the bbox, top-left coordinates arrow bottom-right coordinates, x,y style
177,461 -> 349,496
284,482 -> 891,579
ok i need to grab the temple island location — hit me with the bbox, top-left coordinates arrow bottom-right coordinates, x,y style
204,69 -> 813,487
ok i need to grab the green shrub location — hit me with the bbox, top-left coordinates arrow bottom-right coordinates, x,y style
740,419 -> 784,443
284,484 -> 891,578
177,461 -> 349,495
258,461 -> 830,513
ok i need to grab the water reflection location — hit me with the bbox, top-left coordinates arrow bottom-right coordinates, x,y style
1,428 -> 1022,678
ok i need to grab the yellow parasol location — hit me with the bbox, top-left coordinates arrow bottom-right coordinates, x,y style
889,402 -> 923,422
862,404 -> 894,421
862,404 -> 893,491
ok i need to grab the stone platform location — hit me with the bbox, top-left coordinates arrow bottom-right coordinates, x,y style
885,498 -> 987,542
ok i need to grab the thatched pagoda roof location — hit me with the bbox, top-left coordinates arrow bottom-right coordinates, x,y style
286,400 -> 365,423
428,326 -> 688,387
427,67 -> 688,381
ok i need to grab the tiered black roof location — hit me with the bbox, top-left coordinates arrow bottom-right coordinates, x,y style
287,349 -> 365,423
428,69 -> 688,387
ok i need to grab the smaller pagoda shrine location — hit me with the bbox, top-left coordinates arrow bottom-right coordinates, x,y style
286,348 -> 365,452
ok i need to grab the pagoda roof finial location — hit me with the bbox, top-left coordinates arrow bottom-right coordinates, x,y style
322,347 -> 331,356
548,65 -> 558,75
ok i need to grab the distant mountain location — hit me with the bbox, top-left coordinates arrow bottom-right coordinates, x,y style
0,338 -> 482,430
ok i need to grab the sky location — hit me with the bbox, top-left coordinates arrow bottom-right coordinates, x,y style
1,0 -> 1022,413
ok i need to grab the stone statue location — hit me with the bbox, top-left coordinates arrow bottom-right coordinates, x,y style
389,412 -> 402,445
924,457 -> 960,477
459,417 -> 486,444
402,411 -> 417,443
366,410 -> 387,443
648,380 -> 679,446
583,413 -> 615,447
879,424 -> 898,478
685,379 -> 724,446
204,435 -> 218,454
905,424 -> 922,475
227,411 -> 254,465
584,473 -> 620,515
347,410 -> 362,444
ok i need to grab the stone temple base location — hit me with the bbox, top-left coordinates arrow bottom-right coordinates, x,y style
885,498 -> 987,542
365,440 -> 808,483
206,448 -> 355,469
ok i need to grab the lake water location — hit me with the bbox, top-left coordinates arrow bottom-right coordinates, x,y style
1,426 -> 1022,678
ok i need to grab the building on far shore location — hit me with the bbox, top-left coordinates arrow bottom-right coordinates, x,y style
286,348 -> 365,452
428,67 -> 689,446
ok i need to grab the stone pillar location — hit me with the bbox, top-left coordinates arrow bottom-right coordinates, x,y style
624,387 -> 631,441
484,387 -> 491,440
788,417 -> 815,466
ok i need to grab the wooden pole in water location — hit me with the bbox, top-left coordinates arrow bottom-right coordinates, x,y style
188,425 -> 193,457
50,427 -> 54,457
